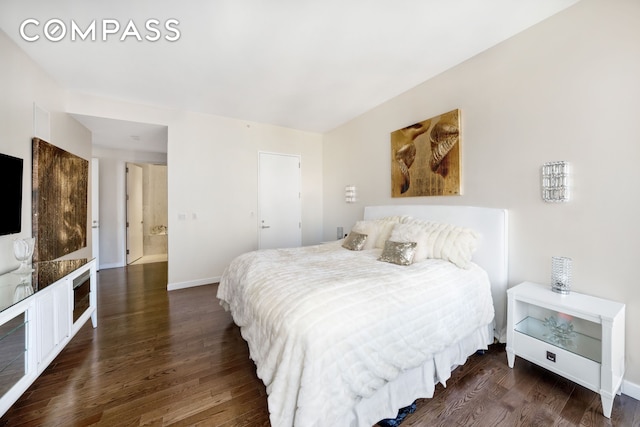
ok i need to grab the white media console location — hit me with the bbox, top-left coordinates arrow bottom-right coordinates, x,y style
0,258 -> 97,418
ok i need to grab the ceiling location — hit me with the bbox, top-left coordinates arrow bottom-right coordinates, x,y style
1,0 -> 579,152
70,114 -> 168,153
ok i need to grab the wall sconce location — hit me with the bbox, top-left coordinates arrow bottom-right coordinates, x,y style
345,185 -> 357,203
542,161 -> 570,202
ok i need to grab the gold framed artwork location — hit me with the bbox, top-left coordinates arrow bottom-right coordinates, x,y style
391,109 -> 461,197
32,138 -> 88,262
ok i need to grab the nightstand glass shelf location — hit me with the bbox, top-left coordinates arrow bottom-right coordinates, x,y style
514,316 -> 600,363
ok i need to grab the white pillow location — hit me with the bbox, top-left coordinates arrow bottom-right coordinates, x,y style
389,223 -> 429,262
390,219 -> 479,268
352,216 -> 411,249
380,215 -> 413,224
352,221 -> 377,250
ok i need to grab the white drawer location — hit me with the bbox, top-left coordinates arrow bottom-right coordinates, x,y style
513,331 -> 600,392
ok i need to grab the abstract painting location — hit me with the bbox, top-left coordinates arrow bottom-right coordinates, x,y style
32,138 -> 88,262
391,109 -> 461,197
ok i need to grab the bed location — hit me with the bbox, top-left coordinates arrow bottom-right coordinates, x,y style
217,205 -> 508,426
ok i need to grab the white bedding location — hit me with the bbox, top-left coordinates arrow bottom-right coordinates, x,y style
217,241 -> 495,427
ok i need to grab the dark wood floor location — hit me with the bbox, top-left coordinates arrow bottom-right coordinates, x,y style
1,262 -> 638,426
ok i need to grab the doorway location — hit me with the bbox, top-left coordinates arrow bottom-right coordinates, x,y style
126,163 -> 168,265
258,152 -> 302,249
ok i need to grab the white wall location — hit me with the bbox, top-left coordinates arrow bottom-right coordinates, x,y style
0,32 -> 92,274
166,113 -> 323,289
68,94 -> 324,288
323,0 -> 640,390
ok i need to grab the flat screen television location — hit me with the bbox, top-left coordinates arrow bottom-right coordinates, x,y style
0,152 -> 24,236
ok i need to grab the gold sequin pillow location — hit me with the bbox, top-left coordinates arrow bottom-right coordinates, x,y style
342,231 -> 368,251
378,240 -> 417,265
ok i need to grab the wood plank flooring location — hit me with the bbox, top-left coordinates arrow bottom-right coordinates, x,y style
1,262 -> 638,426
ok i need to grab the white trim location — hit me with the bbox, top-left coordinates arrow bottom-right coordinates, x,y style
622,379 -> 640,401
167,276 -> 220,291
98,262 -> 125,270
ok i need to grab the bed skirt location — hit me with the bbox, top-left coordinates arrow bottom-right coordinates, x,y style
349,323 -> 493,427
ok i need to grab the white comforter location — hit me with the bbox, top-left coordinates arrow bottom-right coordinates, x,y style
217,242 -> 494,427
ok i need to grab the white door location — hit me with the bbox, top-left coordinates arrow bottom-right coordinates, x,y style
91,158 -> 100,269
258,152 -> 301,249
126,163 -> 144,264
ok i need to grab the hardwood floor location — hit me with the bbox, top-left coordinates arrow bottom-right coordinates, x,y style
1,262 -> 638,426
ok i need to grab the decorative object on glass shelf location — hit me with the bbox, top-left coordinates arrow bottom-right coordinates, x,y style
551,256 -> 572,294
12,237 -> 35,275
542,161 -> 570,202
345,185 -> 357,203
543,314 -> 576,348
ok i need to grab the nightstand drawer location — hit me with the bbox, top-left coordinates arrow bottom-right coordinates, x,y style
514,331 -> 600,391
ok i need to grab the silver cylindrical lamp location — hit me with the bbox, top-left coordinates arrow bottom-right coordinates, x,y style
551,256 -> 572,295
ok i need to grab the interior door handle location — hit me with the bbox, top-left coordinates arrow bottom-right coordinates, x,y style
261,225 -> 271,229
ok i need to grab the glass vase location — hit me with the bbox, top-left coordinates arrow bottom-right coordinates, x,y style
12,237 -> 35,275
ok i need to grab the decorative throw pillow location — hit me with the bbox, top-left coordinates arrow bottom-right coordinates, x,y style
351,221 -> 377,249
378,215 -> 413,225
352,216 -> 411,250
389,223 -> 429,262
342,231 -> 368,251
378,240 -> 417,266
372,221 -> 397,249
398,219 -> 479,268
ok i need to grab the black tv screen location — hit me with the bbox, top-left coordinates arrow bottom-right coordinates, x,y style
0,153 -> 24,236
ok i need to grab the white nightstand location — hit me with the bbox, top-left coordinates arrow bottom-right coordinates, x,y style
506,282 -> 625,418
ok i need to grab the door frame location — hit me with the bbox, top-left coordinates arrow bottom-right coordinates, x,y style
91,158 -> 100,269
125,163 -> 144,264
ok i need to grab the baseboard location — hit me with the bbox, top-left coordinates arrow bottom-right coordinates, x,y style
167,276 -> 220,291
98,262 -> 125,270
622,379 -> 640,401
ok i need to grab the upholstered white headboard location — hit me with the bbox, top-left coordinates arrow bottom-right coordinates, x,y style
364,205 -> 509,341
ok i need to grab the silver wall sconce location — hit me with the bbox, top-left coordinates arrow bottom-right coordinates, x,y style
345,185 -> 357,203
542,161 -> 570,202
